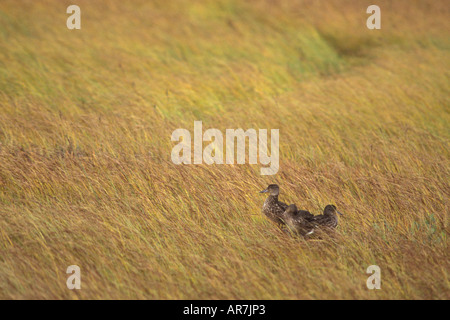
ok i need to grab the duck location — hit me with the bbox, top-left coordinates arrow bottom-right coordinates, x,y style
282,204 -> 343,236
259,184 -> 287,225
259,184 -> 313,226
311,205 -> 343,230
281,204 -> 315,236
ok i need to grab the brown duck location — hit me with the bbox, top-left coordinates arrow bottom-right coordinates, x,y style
311,205 -> 343,230
282,204 -> 343,236
259,184 -> 313,226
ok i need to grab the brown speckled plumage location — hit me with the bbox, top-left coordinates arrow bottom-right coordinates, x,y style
262,193 -> 288,225
260,185 -> 287,225
283,204 -> 343,236
311,205 -> 341,229
282,204 -> 315,235
260,184 -> 312,226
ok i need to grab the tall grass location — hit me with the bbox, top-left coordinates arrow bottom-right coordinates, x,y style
0,0 -> 449,299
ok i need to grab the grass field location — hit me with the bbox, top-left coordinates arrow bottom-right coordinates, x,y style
0,0 -> 449,299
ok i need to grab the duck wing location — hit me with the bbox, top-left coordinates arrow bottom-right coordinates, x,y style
312,215 -> 337,228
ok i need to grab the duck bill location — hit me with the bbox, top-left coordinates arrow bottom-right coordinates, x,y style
337,211 -> 344,216
259,188 -> 268,193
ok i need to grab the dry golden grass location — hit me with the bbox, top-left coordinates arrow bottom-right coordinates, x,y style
0,0 -> 449,299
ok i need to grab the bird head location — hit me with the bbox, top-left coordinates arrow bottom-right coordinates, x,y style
259,184 -> 280,196
324,204 -> 343,216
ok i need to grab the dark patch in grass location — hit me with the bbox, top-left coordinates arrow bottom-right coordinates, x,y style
319,31 -> 381,58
